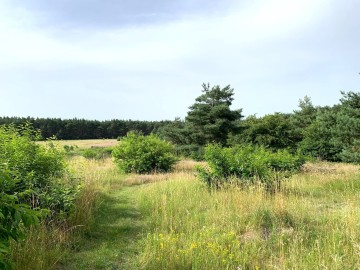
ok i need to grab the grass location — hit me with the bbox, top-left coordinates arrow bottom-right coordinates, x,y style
10,156 -> 360,269
59,187 -> 143,269
38,139 -> 118,149
133,161 -> 360,269
9,157 -> 122,270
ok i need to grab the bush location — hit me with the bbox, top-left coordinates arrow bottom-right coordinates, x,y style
339,139 -> 360,164
80,147 -> 113,160
197,144 -> 305,190
112,132 -> 177,174
0,167 -> 40,269
0,124 -> 78,268
0,125 -> 66,196
174,144 -> 205,161
63,144 -> 78,153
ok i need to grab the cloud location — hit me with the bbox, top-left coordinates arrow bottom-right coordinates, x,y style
0,0 -> 328,66
0,0 -> 359,120
5,0 -> 239,29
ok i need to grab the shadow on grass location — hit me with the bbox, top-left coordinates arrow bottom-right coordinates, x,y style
59,188 -> 143,270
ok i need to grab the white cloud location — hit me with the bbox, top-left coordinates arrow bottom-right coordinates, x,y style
0,0 -> 357,120
0,0 -> 329,67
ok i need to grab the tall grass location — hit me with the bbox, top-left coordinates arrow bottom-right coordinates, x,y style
10,157 -> 122,270
67,157 -> 122,230
8,157 -> 360,269
133,162 -> 360,269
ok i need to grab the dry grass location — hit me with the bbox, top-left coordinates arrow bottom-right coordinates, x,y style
302,161 -> 359,175
133,161 -> 360,269
287,162 -> 360,197
122,160 -> 204,186
173,159 -> 207,173
10,224 -> 70,270
10,157 -> 124,270
38,139 -> 118,149
11,158 -> 360,269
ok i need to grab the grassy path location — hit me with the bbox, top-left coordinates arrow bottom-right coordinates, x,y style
60,186 -> 143,270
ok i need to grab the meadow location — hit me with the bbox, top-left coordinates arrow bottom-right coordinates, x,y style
37,139 -> 118,149
9,139 -> 360,270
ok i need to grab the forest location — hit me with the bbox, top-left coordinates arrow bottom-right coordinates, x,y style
0,117 -> 170,140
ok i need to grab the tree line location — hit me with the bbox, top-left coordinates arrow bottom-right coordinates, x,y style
0,117 -> 171,140
157,84 -> 360,163
1,84 -> 359,163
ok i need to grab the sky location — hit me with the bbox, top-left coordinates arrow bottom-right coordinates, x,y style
0,0 -> 359,121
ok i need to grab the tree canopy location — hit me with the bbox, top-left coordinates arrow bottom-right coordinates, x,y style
185,83 -> 243,146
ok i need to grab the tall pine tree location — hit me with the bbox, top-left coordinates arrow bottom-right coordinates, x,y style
185,83 -> 243,146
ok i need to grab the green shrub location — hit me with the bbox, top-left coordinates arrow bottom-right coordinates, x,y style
174,144 -> 205,161
80,147 -> 113,160
63,144 -> 78,153
339,139 -> 360,164
0,125 -> 65,196
0,124 -> 78,268
112,132 -> 177,174
0,167 -> 40,269
197,144 -> 305,190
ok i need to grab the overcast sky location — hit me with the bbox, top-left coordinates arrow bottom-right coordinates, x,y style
0,0 -> 359,120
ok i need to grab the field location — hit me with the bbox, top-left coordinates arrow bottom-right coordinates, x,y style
37,139 -> 118,149
11,141 -> 360,269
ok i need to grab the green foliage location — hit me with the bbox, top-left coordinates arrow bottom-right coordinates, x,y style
39,178 -> 81,219
0,117 -> 171,140
0,125 -> 66,206
0,167 -> 40,269
157,83 -> 243,159
0,124 -> 78,268
112,132 -> 177,174
231,113 -> 300,152
174,145 -> 205,161
63,144 -> 78,153
197,144 -> 305,190
340,139 -> 360,163
62,144 -> 113,160
291,96 -> 318,131
300,91 -> 360,163
157,119 -> 206,160
156,118 -> 188,146
186,83 -> 243,146
80,147 -> 113,160
299,108 -> 339,161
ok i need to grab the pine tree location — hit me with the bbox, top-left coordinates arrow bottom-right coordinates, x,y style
185,83 -> 243,146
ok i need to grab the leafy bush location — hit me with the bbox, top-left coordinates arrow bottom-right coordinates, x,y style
0,124 -> 78,268
197,144 -> 305,190
174,144 -> 205,161
299,91 -> 360,163
80,147 -> 113,160
0,167 -> 40,269
112,132 -> 177,174
0,125 -> 65,197
63,144 -> 78,153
